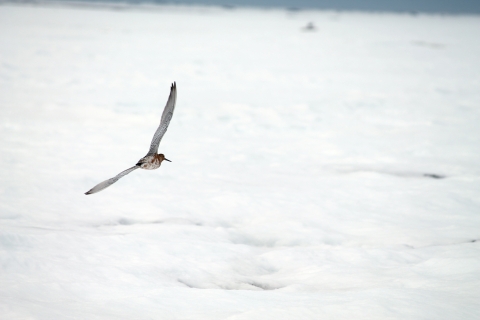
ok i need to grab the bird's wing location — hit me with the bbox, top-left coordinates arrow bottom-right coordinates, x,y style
146,82 -> 177,156
85,166 -> 139,195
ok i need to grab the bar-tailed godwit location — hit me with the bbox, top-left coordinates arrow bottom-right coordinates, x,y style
85,82 -> 177,195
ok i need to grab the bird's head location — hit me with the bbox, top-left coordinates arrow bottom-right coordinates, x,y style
159,154 -> 171,163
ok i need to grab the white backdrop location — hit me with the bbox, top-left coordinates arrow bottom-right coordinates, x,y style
1,3 -> 479,319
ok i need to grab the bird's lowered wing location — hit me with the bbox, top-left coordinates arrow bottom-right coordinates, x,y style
85,166 -> 139,195
146,82 -> 177,156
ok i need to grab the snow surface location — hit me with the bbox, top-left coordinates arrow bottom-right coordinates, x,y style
1,3 -> 480,319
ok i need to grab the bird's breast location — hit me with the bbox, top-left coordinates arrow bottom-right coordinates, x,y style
139,155 -> 161,170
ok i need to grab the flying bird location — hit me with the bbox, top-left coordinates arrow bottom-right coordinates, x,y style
85,82 -> 177,195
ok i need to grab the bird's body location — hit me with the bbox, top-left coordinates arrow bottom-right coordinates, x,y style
136,154 -> 168,170
85,82 -> 176,195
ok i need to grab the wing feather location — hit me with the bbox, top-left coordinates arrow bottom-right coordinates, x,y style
147,82 -> 177,156
85,166 -> 139,195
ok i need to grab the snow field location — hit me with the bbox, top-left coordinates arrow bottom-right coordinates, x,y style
1,3 -> 480,319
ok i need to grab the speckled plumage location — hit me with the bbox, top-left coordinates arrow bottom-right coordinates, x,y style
85,82 -> 177,195
137,154 -> 166,170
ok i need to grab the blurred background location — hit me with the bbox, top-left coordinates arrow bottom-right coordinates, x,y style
1,0 -> 479,319
38,0 -> 480,14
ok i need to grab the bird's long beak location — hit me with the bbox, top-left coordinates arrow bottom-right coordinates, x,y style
164,158 -> 172,162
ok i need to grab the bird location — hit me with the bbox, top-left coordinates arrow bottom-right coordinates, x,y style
85,82 -> 177,195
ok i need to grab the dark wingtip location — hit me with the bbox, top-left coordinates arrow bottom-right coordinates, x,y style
85,190 -> 92,195
172,81 -> 176,89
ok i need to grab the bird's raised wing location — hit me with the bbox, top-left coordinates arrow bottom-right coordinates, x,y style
85,166 -> 139,195
146,82 -> 177,156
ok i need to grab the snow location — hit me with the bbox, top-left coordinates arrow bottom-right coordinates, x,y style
1,3 -> 480,319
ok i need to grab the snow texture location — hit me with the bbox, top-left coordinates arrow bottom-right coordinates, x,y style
1,3 -> 480,319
